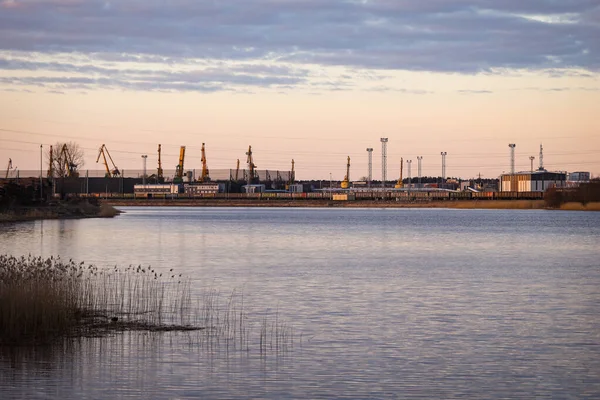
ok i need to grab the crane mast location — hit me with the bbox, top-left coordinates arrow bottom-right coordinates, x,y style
96,144 -> 121,177
290,159 -> 295,185
5,158 -> 12,179
395,158 -> 404,189
341,156 -> 350,189
60,144 -> 78,177
235,159 -> 240,181
157,144 -> 163,180
200,143 -> 210,182
174,146 -> 185,183
246,145 -> 257,183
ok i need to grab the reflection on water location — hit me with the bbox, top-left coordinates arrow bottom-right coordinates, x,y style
1,207 -> 600,399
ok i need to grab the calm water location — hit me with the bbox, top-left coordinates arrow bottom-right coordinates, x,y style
1,207 -> 600,399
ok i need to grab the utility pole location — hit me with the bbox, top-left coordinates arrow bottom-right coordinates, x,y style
366,148 -> 373,188
381,138 -> 388,190
417,156 -> 423,188
142,155 -> 148,186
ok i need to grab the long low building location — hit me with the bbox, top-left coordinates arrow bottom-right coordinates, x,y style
500,170 -> 567,192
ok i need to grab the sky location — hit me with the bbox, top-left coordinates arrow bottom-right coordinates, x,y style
0,0 -> 599,181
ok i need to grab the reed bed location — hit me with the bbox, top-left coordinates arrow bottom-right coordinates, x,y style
0,255 -> 294,353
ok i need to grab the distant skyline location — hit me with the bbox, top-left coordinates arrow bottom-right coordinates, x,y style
1,0 -> 599,180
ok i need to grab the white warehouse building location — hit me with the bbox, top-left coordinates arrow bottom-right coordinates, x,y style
500,170 -> 567,192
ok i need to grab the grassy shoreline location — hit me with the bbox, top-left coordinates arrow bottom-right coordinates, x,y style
0,202 -> 121,223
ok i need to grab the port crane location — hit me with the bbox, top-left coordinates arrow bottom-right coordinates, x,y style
96,144 -> 121,177
60,144 -> 78,177
157,144 -> 163,181
199,143 -> 210,182
174,146 -> 186,183
246,145 -> 258,184
235,159 -> 240,181
395,158 -> 404,189
341,156 -> 350,189
4,158 -> 12,178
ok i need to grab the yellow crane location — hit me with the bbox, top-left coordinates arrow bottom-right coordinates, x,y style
96,144 -> 121,178
199,142 -> 210,182
4,158 -> 12,178
157,144 -> 163,180
174,146 -> 186,183
341,156 -> 351,189
290,159 -> 295,185
60,144 -> 78,177
395,158 -> 404,189
246,145 -> 257,183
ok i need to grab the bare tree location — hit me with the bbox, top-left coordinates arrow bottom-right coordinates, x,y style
46,141 -> 85,178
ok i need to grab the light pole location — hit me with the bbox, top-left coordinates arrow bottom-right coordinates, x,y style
141,155 -> 148,186
366,148 -> 373,188
440,152 -> 447,187
40,144 -> 43,200
380,138 -> 388,190
407,159 -> 412,191
529,156 -> 535,172
417,156 -> 423,189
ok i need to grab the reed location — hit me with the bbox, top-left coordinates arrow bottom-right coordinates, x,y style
0,255 -> 294,353
0,255 -> 193,345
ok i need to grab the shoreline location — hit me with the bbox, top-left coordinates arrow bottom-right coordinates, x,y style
3,200 -> 598,223
0,203 -> 121,223
103,199 -> 600,211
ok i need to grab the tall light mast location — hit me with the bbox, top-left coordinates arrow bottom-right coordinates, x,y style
407,159 -> 412,190
417,156 -> 423,188
366,148 -> 373,188
508,144 -> 516,175
380,138 -> 388,189
529,156 -> 535,172
440,151 -> 447,185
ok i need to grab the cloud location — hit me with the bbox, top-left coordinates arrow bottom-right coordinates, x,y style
367,86 -> 432,94
457,89 -> 493,94
1,1 -> 598,71
515,86 -> 600,92
0,1 -> 598,93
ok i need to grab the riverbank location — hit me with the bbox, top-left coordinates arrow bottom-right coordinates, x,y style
103,198 -> 599,210
0,201 -> 121,223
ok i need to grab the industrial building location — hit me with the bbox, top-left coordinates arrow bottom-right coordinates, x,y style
500,170 -> 567,192
568,172 -> 591,182
500,143 -> 567,192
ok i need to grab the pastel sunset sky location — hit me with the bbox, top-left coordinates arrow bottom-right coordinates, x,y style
0,0 -> 598,180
